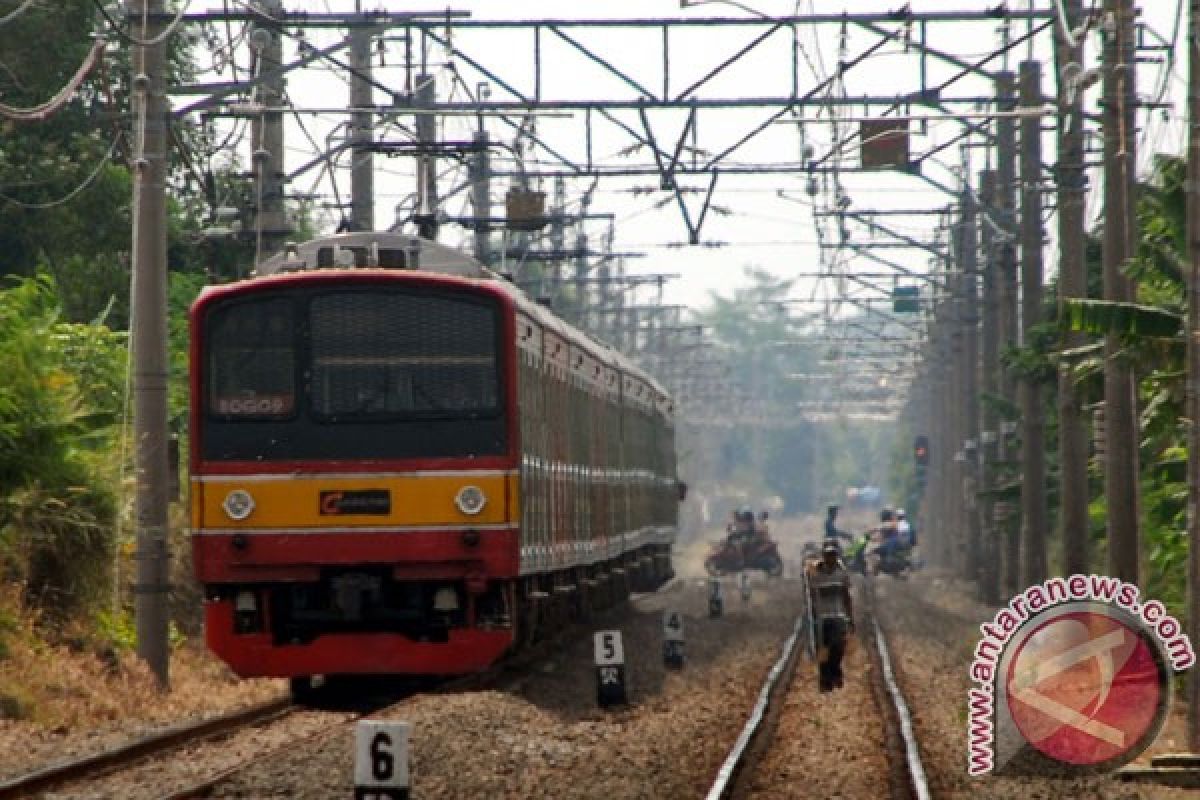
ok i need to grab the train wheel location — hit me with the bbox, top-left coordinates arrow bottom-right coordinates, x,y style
517,579 -> 540,649
290,676 -> 320,705
574,569 -> 593,622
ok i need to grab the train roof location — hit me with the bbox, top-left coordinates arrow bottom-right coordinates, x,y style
217,232 -> 670,407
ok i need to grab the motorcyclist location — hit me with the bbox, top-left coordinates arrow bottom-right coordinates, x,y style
824,505 -> 854,549
726,506 -> 756,554
807,540 -> 854,691
877,508 -> 900,563
897,508 -> 916,547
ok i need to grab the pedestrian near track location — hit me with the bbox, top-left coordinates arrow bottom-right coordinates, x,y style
807,541 -> 854,691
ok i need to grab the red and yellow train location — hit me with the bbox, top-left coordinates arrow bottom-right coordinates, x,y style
190,233 -> 679,693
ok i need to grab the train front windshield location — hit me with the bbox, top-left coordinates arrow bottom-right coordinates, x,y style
201,287 -> 507,461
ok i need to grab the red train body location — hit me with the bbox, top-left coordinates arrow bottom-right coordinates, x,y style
190,234 -> 678,686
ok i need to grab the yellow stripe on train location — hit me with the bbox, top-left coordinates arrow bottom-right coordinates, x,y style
193,472 -> 518,529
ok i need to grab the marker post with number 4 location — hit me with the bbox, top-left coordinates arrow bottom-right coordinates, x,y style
594,630 -> 627,708
663,611 -> 685,669
708,577 -> 723,618
355,720 -> 410,800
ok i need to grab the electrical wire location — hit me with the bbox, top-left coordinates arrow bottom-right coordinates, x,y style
0,137 -> 119,208
0,0 -> 37,28
0,36 -> 107,121
90,0 -> 192,47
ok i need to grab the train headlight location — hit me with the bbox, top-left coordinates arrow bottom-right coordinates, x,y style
454,485 -> 487,516
222,489 -> 256,521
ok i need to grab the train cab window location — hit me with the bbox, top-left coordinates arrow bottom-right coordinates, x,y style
309,291 -> 499,420
207,298 -> 296,419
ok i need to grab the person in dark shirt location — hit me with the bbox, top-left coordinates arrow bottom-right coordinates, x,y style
824,505 -> 853,550
807,541 -> 854,691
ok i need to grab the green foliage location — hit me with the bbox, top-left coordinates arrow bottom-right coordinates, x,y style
691,266 -> 893,513
93,607 -> 137,652
1059,298 -> 1182,340
0,275 -> 122,619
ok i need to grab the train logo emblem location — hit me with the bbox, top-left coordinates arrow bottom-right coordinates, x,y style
319,489 -> 392,516
1000,604 -> 1170,773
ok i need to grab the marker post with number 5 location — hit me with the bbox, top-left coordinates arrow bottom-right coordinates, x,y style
354,720 -> 410,800
663,610 -> 685,669
594,630 -> 627,708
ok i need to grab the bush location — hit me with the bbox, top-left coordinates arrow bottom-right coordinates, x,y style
0,275 -> 122,620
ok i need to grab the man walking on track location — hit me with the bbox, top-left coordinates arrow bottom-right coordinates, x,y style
807,541 -> 854,691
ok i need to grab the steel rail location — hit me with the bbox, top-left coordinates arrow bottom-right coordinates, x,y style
159,579 -> 682,800
873,615 -> 932,800
703,616 -> 803,799
864,581 -> 933,800
0,696 -> 294,799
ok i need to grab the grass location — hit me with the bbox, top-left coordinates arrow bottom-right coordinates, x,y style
0,584 -> 281,731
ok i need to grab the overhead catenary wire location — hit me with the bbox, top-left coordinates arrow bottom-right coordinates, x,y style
0,36 -> 107,122
0,0 -> 38,28
90,0 -> 192,47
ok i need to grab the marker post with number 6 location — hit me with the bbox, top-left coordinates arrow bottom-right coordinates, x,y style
663,610 -> 685,669
594,630 -> 627,708
355,720 -> 410,800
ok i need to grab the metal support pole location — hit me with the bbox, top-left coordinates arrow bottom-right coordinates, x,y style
1102,0 -> 1140,584
1055,0 -> 1091,577
996,70 -> 1021,596
469,130 -> 491,264
349,25 -> 375,232
130,0 -> 170,688
960,186 -> 981,584
548,175 -> 566,302
251,0 -> 288,261
1019,59 -> 1047,585
979,169 -> 1002,604
415,73 -> 439,240
574,231 -> 588,327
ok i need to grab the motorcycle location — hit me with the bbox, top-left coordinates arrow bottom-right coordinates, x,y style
704,532 -> 785,577
847,530 -> 912,578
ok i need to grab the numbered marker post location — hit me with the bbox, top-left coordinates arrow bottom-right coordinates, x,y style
708,577 -> 723,618
593,630 -> 627,708
662,610 -> 685,668
354,720 -> 410,800
740,571 -> 752,602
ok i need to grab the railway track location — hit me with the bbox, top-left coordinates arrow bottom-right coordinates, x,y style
0,696 -> 295,800
0,580 -> 680,800
703,575 -> 931,800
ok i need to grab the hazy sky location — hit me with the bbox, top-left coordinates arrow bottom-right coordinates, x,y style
180,1 -> 1187,312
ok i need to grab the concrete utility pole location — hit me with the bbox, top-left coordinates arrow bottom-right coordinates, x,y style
349,25 -> 375,232
995,70 -> 1021,596
959,186 -> 981,584
1018,60 -> 1047,585
979,169 -> 1002,604
130,0 -> 171,687
1185,0 -> 1200,754
250,0 -> 288,262
1102,0 -> 1140,584
1055,0 -> 1091,577
469,130 -> 491,264
415,73 -> 439,240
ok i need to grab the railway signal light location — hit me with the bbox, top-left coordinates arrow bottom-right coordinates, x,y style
914,435 -> 930,466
